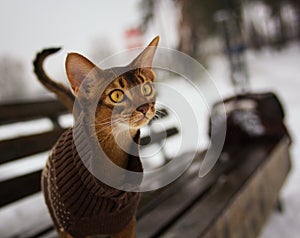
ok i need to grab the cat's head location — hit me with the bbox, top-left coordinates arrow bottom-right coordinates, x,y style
65,36 -> 159,130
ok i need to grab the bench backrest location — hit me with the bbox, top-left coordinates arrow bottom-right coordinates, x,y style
0,99 -> 178,208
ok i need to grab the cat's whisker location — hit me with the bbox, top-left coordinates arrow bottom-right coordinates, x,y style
94,117 -> 124,127
92,117 -> 128,139
94,120 -> 113,127
94,120 -> 115,126
98,127 -> 122,143
155,110 -> 166,119
153,111 -> 167,119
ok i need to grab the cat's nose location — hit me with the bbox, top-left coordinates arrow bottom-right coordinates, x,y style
137,103 -> 149,115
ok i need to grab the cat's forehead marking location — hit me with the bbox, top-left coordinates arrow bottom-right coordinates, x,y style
116,71 -> 147,88
123,71 -> 139,85
118,77 -> 125,88
136,74 -> 146,84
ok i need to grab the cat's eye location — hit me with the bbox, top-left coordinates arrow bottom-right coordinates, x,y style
142,83 -> 152,96
110,90 -> 124,103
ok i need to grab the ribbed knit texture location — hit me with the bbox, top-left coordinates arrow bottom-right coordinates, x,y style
41,114 -> 143,237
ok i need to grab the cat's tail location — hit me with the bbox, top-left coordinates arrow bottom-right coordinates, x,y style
33,48 -> 75,113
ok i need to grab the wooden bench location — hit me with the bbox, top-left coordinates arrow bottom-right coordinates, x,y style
0,99 -> 291,238
0,99 -> 178,237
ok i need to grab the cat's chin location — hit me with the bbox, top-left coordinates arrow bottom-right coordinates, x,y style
132,118 -> 150,128
116,122 -> 143,131
115,112 -> 155,131
117,118 -> 150,131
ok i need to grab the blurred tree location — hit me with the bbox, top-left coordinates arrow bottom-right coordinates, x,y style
246,0 -> 299,48
177,0 -> 222,58
140,0 -> 242,59
140,0 -> 299,57
140,0 -> 156,31
289,0 -> 300,40
242,0 -> 271,49
263,0 -> 288,47
0,56 -> 28,102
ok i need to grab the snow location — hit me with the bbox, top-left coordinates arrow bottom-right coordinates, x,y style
0,193 -> 50,238
0,115 -> 73,182
0,119 -> 53,141
249,45 -> 300,238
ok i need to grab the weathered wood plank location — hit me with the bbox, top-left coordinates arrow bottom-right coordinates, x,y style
136,144 -> 249,238
0,126 -> 176,165
137,151 -> 206,218
0,170 -> 42,207
0,99 -> 68,125
0,128 -> 66,164
159,138 -> 290,238
0,138 -> 290,238
0,102 -> 166,126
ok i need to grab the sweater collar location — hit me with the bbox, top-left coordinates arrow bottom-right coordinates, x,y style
72,111 -> 143,195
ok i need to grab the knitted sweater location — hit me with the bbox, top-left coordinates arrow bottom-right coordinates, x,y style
41,115 -> 143,237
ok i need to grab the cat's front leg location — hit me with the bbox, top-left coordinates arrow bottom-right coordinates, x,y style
111,217 -> 136,238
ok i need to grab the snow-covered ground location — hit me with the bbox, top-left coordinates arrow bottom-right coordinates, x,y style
208,43 -> 300,237
249,45 -> 300,238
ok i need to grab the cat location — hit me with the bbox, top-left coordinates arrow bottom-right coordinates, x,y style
34,36 -> 159,238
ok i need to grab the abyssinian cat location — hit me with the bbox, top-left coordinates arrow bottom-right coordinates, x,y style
34,36 -> 159,238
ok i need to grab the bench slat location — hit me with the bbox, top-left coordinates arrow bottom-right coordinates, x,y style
137,151 -> 206,218
0,139 -> 289,238
0,100 -> 67,125
136,145 -> 246,238
0,97 -> 290,238
0,127 -> 178,207
158,145 -> 268,238
0,170 -> 42,208
159,139 -> 288,238
0,128 -> 66,165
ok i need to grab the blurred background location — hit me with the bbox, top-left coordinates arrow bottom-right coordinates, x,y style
0,0 -> 299,102
0,0 -> 299,237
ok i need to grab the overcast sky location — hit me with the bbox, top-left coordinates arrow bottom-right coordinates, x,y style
0,0 -> 141,84
0,0 -> 142,57
0,0 -> 177,92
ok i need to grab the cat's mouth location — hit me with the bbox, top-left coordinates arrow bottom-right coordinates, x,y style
115,115 -> 150,130
132,115 -> 150,127
131,110 -> 157,128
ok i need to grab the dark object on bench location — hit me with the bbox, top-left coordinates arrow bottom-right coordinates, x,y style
209,92 -> 290,149
0,98 -> 291,238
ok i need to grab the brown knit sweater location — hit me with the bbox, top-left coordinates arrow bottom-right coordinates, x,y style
41,115 -> 143,237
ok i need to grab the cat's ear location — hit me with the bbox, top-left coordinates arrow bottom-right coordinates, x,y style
129,36 -> 159,69
65,53 -> 98,95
